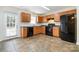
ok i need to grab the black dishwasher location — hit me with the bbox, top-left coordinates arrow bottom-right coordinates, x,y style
27,27 -> 33,37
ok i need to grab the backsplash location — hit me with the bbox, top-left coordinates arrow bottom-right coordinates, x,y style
20,22 -> 48,27
55,22 -> 60,26
20,21 -> 61,27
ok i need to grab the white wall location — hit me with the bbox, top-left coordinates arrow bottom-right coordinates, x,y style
76,7 -> 79,45
0,7 -> 4,41
0,6 -> 37,40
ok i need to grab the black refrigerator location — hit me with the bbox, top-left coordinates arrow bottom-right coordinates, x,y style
60,14 -> 76,43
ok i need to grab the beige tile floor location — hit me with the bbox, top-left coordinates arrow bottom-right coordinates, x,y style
0,34 -> 79,52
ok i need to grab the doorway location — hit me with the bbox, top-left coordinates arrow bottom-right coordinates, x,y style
5,12 -> 17,39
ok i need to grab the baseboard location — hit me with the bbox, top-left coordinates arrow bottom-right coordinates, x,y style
0,36 -> 20,42
6,35 -> 20,39
76,42 -> 79,45
0,40 -> 4,42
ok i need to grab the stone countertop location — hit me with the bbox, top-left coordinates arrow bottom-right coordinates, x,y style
20,23 -> 48,27
20,24 -> 60,28
54,25 -> 60,27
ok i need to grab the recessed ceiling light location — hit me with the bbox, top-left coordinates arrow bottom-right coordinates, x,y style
41,6 -> 50,10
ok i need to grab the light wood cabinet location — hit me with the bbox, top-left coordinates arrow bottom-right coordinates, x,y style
59,9 -> 76,16
26,13 -> 31,22
33,26 -> 46,35
33,26 -> 40,35
54,14 -> 60,22
44,16 -> 49,22
21,12 -> 31,22
40,26 -> 45,34
20,27 -> 27,38
45,14 -> 60,22
44,14 -> 54,22
52,26 -> 60,37
38,16 -> 44,23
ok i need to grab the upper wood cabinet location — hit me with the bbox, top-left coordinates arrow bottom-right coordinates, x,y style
59,9 -> 76,16
45,14 -> 60,22
38,16 -> 44,23
44,9 -> 76,22
44,14 -> 54,22
54,14 -> 60,22
44,15 -> 50,22
21,12 -> 31,22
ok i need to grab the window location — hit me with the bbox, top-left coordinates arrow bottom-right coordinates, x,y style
30,15 -> 37,24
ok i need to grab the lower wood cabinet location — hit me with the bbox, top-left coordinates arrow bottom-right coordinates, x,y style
20,26 -> 60,38
20,27 -> 27,38
40,26 -> 45,34
33,26 -> 40,35
20,26 -> 46,38
52,26 -> 60,37
33,26 -> 45,35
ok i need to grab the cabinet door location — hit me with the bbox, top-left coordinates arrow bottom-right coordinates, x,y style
20,27 -> 27,38
44,15 -> 51,22
40,26 -> 45,34
21,12 -> 31,22
44,16 -> 48,22
38,16 -> 44,23
53,27 -> 60,37
21,12 -> 26,22
54,14 -> 60,22
33,26 -> 39,35
26,13 -> 31,22
45,14 -> 54,22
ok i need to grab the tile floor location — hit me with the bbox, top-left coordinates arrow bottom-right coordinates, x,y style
0,34 -> 79,52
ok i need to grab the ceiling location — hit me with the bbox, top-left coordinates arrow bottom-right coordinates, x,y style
18,6 -> 76,14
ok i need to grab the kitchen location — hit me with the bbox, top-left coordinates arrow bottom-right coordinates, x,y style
20,7 -> 76,43
0,6 -> 79,52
